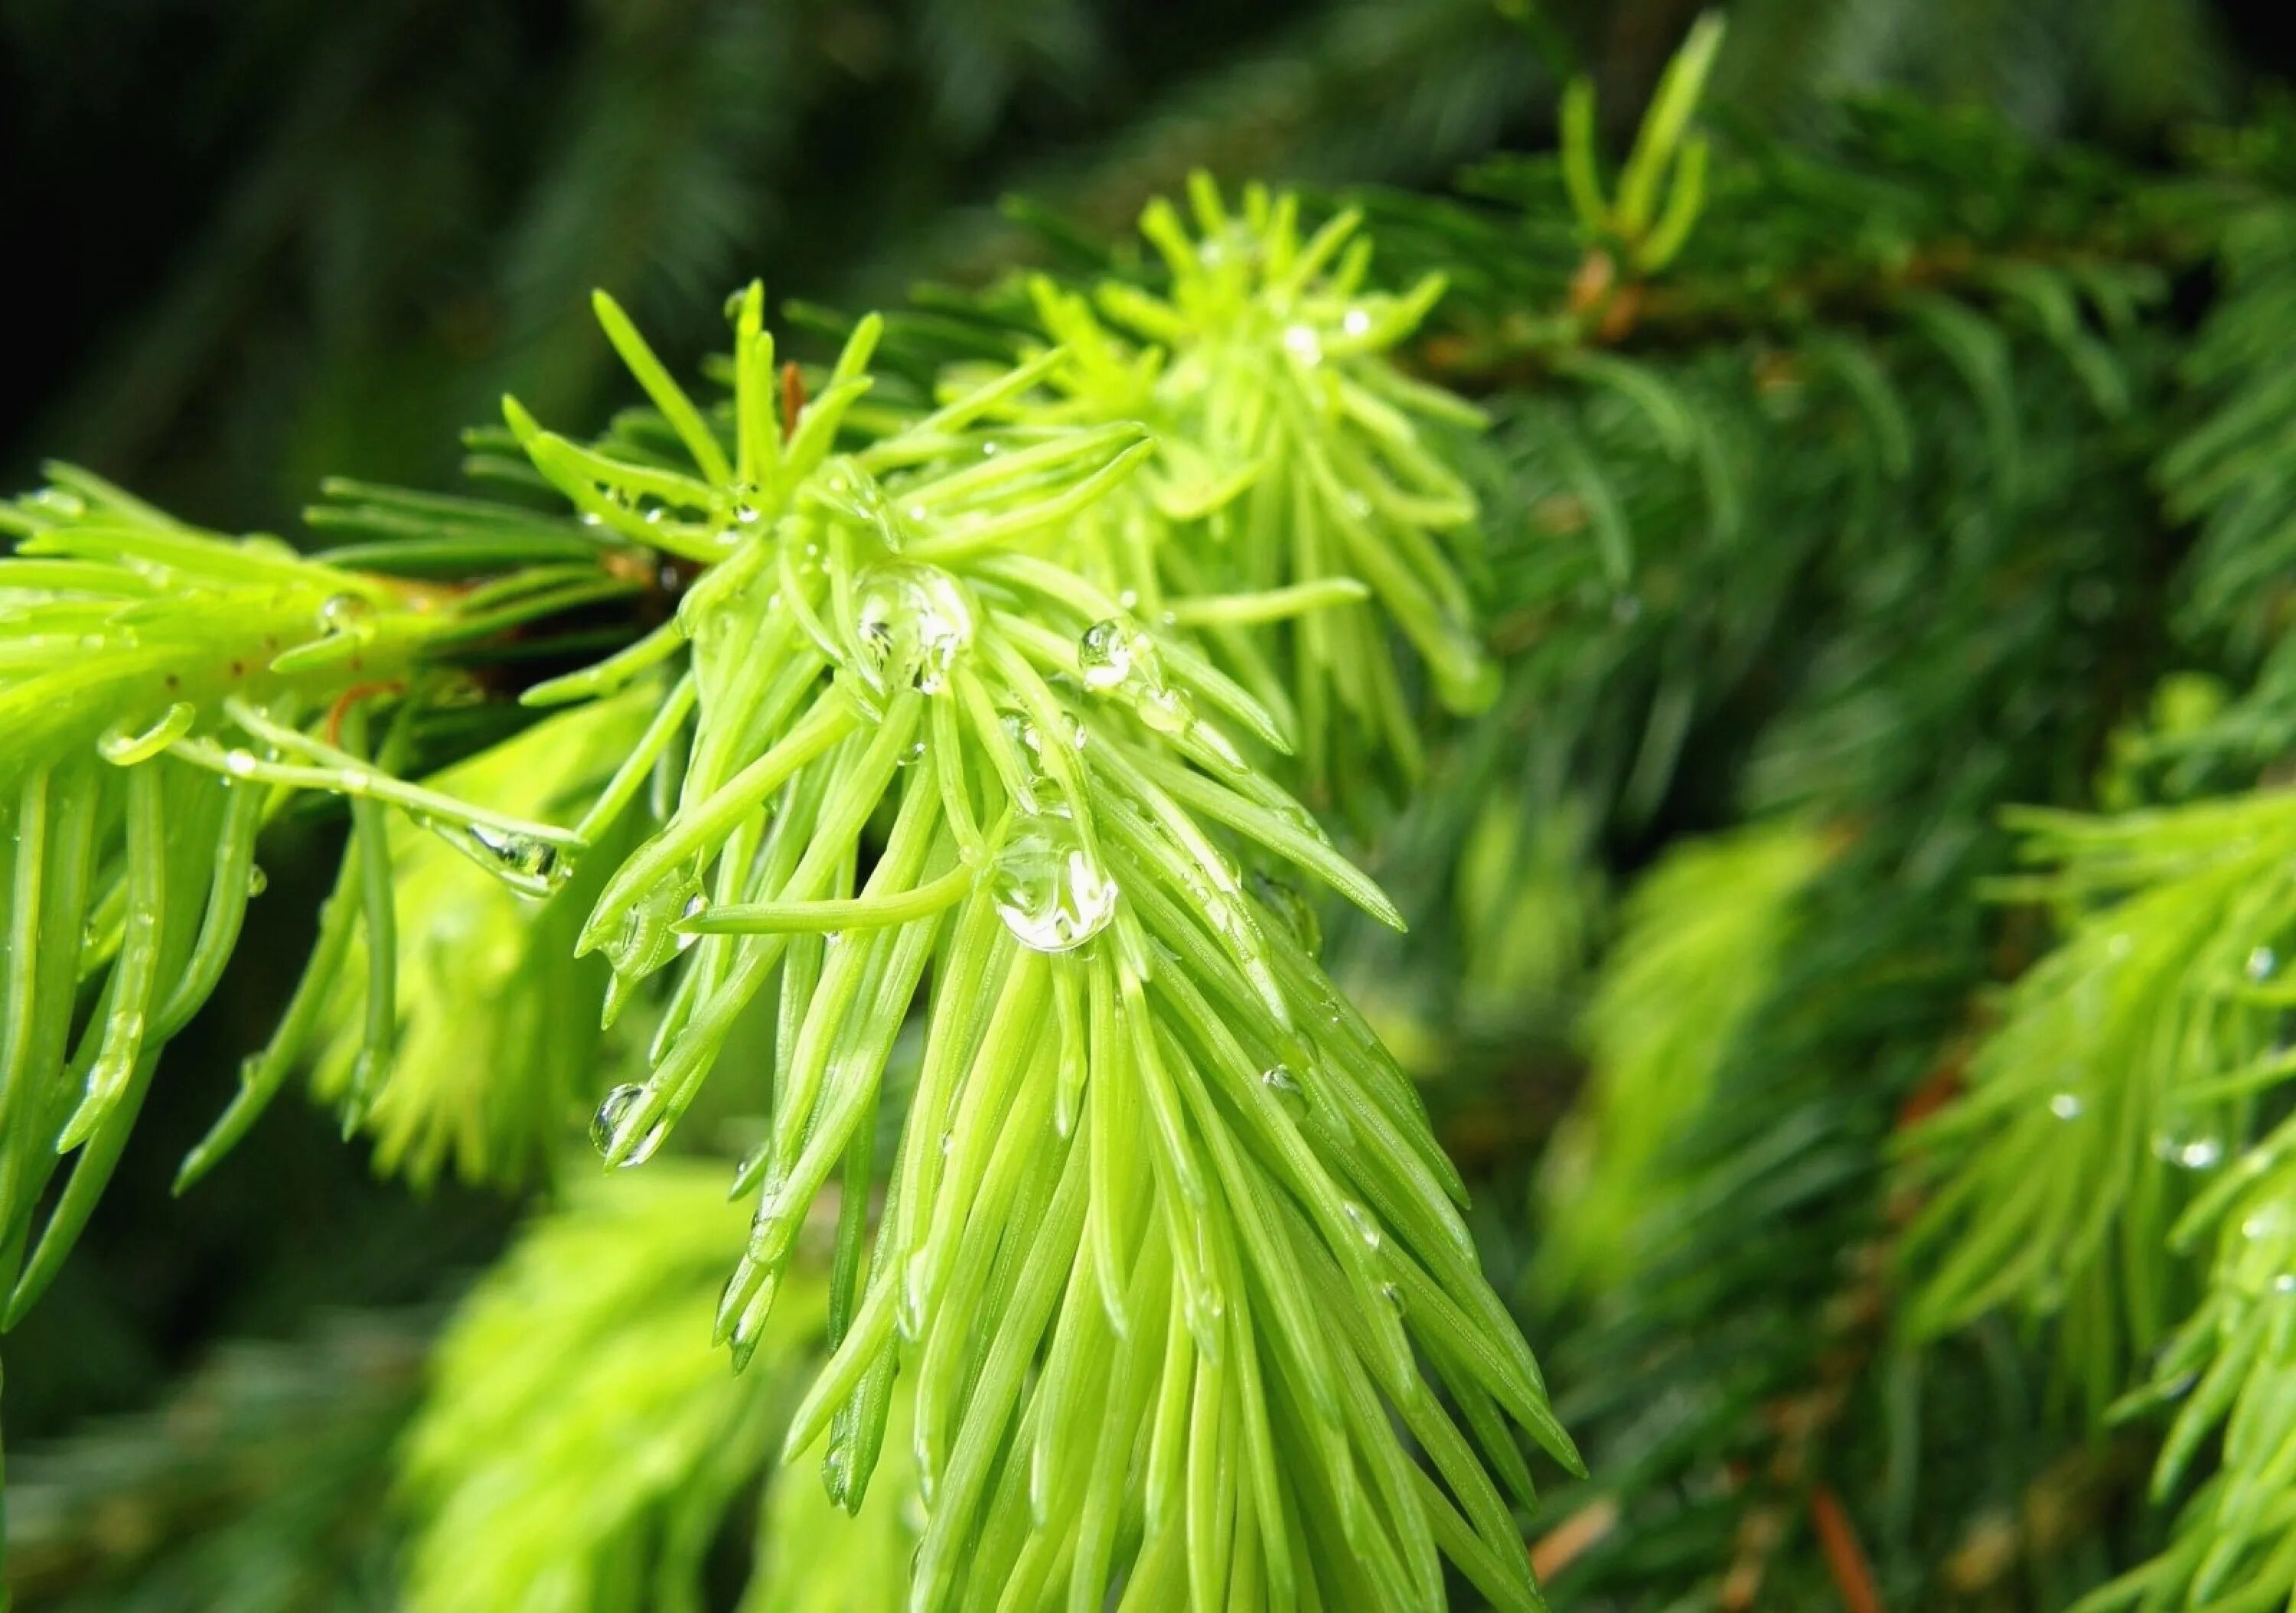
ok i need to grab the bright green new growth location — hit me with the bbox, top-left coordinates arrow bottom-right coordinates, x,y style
1017,174 -> 1500,792
0,471 -> 607,1321
402,1165 -> 816,1612
514,278 -> 1574,1610
0,185 -> 1574,1608
1903,796 -> 2296,1408
1535,820 -> 1831,1299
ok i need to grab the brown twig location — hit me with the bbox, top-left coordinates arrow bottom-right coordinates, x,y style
1812,1486 -> 1887,1613
1530,1495 -> 1621,1580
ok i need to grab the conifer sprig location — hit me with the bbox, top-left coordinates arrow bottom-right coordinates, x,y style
498,285 -> 1575,1609
1011,176 -> 1502,793
0,473 -> 629,1318
1902,796 -> 2296,1403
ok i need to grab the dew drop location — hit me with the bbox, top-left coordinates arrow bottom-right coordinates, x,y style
1260,1063 -> 1308,1119
223,748 -> 259,778
1137,685 -> 1195,736
2250,946 -> 2278,983
1077,619 -> 1140,691
590,1082 -> 667,1165
603,868 -> 706,976
1342,308 -> 1372,337
1077,619 -> 1195,735
854,562 -> 973,700
1341,1200 -> 1383,1253
675,891 -> 708,953
316,593 -> 375,637
1283,324 -> 1323,365
2049,1091 -> 2084,1120
246,864 -> 268,897
422,818 -> 573,900
992,815 -> 1118,953
2154,1131 -> 2224,1170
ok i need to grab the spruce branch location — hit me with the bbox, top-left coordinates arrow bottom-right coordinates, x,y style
0,472 -> 639,1318
1901,795 -> 2296,1404
494,279 -> 1576,1609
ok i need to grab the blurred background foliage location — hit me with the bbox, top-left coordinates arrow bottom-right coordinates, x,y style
8,0 -> 2296,1606
2,0 -> 2267,536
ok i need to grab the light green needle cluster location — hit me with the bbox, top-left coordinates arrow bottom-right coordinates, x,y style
0,470 -> 612,1323
309,691 -> 654,1188
402,1165 -> 821,1613
2076,1151 -> 2296,1611
496,279 -> 1574,1607
1903,796 -> 2296,1403
1009,174 -> 1499,793
1535,820 -> 1831,1299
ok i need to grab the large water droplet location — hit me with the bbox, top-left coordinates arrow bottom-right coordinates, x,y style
590,1082 -> 667,1165
1137,685 -> 1195,735
1078,620 -> 1140,690
855,562 -> 973,700
992,815 -> 1118,953
1077,619 -> 1195,735
422,818 -> 573,900
603,868 -> 706,976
